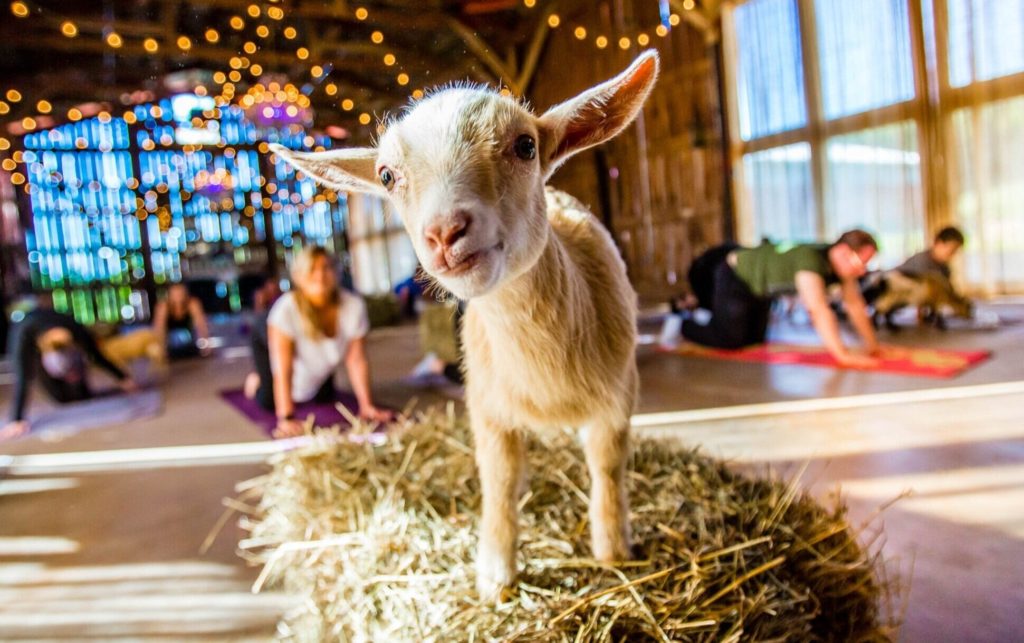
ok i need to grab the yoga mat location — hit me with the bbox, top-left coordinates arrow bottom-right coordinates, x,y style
27,389 -> 164,439
659,342 -> 990,378
220,389 -> 365,436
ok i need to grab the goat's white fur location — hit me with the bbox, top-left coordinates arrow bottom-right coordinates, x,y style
270,51 -> 660,599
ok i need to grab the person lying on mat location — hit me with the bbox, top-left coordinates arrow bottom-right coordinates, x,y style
668,230 -> 882,368
244,245 -> 394,438
152,283 -> 212,359
1,308 -> 137,441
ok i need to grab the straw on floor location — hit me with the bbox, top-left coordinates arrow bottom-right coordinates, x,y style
232,407 -> 896,642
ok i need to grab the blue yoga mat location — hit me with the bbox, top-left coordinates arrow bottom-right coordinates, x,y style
26,389 -> 164,438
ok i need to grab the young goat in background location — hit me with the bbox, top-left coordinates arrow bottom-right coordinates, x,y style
271,51 -> 659,599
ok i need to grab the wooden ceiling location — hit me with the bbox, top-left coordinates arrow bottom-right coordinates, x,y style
0,0 -> 566,142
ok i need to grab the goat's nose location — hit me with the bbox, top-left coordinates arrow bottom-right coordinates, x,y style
424,211 -> 472,253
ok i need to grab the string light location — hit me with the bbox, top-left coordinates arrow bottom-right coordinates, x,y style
669,13 -> 681,26
177,35 -> 191,51
10,2 -> 29,18
619,37 -> 631,49
574,26 -> 587,40
296,47 -> 309,60
36,99 -> 51,113
123,110 -> 137,124
107,32 -> 123,48
371,31 -> 384,44
67,108 -> 82,121
213,71 -> 226,84
230,16 -> 244,30
283,26 -> 297,39
6,89 -> 21,102
1,159 -> 15,171
61,21 -> 78,37
355,7 -> 368,20
383,53 -> 396,66
595,35 -> 608,49
325,83 -> 338,96
656,24 -> 669,37
0,138 -> 9,151
358,113 -> 371,125
0,101 -> 8,115
267,6 -> 284,20
341,98 -> 354,111
21,116 -> 36,130
246,3 -> 260,18
683,0 -> 696,9
547,14 -> 560,28
397,73 -> 409,85
524,0 -> 536,7
243,41 -> 257,54
256,24 -> 269,38
205,28 -> 219,43
411,89 -> 424,100
142,37 -> 158,52
250,63 -> 263,76
229,70 -> 242,82
311,65 -> 323,77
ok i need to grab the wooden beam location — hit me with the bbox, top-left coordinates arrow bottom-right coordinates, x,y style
515,8 -> 553,94
445,17 -> 518,93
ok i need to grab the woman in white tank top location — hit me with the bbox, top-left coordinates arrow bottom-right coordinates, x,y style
245,246 -> 392,438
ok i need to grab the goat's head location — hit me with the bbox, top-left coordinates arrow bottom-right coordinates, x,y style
271,51 -> 659,299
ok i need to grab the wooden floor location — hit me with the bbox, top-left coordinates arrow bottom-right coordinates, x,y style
1,301 -> 1022,641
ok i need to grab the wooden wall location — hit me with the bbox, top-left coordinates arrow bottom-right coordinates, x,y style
528,1 -> 729,302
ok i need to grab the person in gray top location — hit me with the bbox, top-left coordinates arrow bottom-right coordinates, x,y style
898,226 -> 965,284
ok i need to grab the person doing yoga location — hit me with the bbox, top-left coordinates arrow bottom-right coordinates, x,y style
670,229 -> 882,368
2,308 -> 137,441
244,246 -> 393,438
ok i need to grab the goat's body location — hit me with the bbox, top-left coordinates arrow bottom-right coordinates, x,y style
875,270 -> 971,329
463,188 -> 638,596
463,188 -> 637,432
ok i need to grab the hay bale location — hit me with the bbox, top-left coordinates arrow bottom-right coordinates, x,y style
235,410 -> 896,642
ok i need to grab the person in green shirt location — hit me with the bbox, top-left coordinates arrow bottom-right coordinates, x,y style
673,229 -> 881,368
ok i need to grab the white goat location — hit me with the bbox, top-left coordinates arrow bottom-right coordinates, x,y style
270,51 -> 660,599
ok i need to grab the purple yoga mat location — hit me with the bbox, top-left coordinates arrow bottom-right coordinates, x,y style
220,389 -> 362,436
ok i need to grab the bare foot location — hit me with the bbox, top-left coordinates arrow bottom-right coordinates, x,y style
243,372 -> 260,400
0,421 -> 30,442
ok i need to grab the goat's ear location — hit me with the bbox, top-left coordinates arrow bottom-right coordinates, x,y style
268,144 -> 385,196
537,50 -> 659,176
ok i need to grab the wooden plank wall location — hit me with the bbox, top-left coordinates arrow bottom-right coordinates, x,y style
528,1 -> 728,302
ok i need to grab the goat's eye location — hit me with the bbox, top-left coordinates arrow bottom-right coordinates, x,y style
379,167 -> 395,189
514,134 -> 536,161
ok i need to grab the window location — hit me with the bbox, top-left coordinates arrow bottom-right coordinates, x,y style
816,0 -> 915,119
948,0 -> 1024,88
347,194 -> 417,295
740,144 -> 816,243
951,96 -> 1024,289
734,0 -> 807,140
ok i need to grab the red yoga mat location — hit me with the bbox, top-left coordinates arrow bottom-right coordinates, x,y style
659,342 -> 990,378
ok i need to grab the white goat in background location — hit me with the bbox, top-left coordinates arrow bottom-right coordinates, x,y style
270,50 -> 660,599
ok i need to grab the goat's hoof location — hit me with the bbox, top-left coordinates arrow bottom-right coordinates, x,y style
476,550 -> 515,602
592,534 -> 633,563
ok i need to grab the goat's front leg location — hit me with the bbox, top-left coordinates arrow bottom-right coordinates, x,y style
582,420 -> 632,562
474,422 -> 526,601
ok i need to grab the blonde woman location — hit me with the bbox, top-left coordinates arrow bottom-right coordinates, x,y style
245,246 -> 392,438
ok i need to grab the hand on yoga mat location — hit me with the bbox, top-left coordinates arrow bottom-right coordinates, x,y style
273,417 -> 305,439
359,404 -> 394,424
836,351 -> 881,369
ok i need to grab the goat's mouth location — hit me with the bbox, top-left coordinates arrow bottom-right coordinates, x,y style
438,242 -> 503,277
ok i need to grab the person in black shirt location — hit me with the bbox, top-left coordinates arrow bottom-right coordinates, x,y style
1,309 -> 136,441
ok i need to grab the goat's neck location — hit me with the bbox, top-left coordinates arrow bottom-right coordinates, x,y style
472,227 -> 582,335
